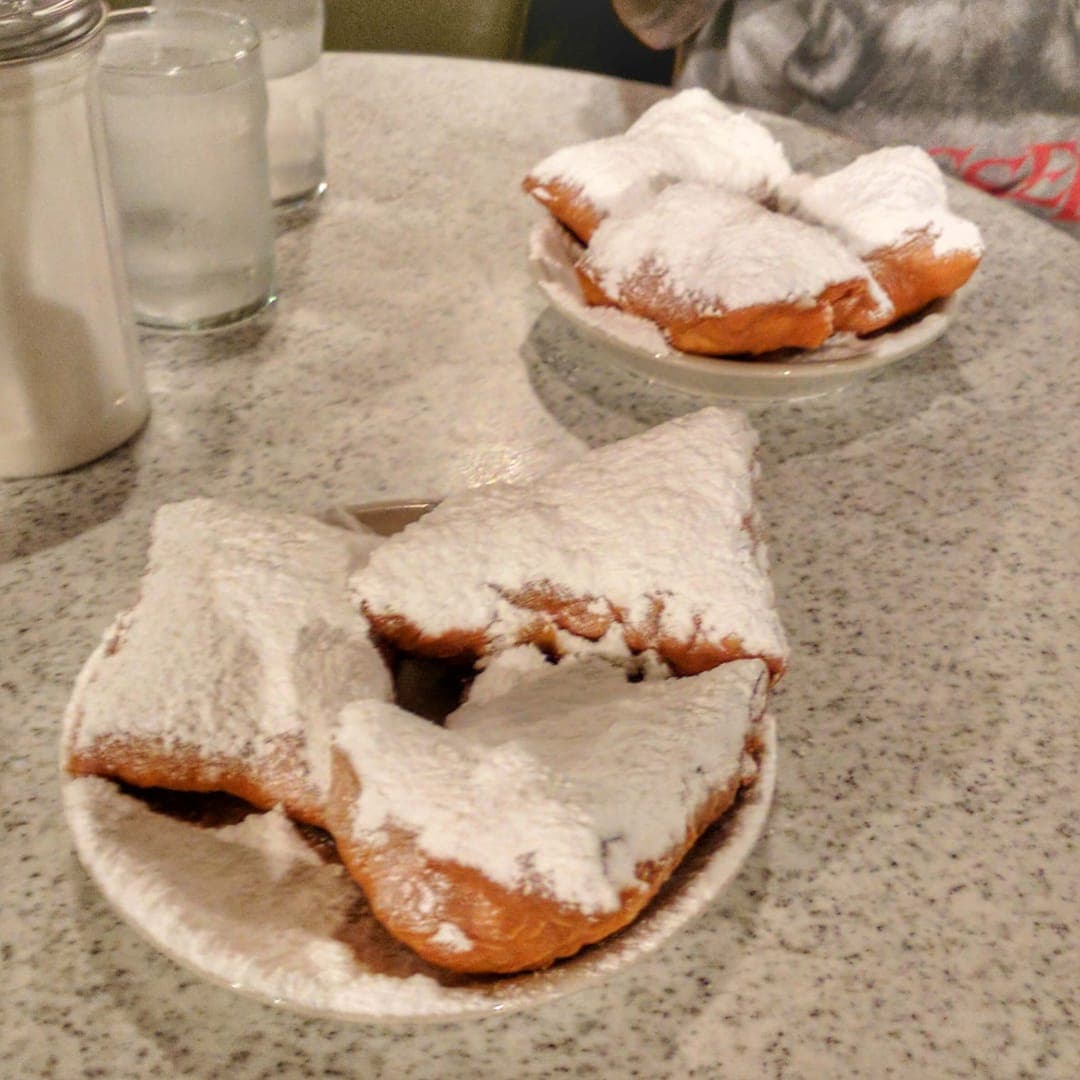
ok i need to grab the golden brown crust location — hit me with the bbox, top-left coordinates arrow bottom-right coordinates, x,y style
828,278 -> 898,336
522,175 -> 603,245
65,730 -> 328,828
501,583 -> 615,641
361,606 -> 490,663
866,235 -> 981,323
365,583 -> 786,681
574,261 -> 888,356
666,300 -> 836,355
326,749 -> 754,974
654,630 -> 769,678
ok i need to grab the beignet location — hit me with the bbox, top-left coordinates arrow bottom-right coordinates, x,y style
64,499 -> 393,828
575,183 -> 894,354
349,407 -> 789,679
523,88 -> 792,243
782,146 -> 984,321
327,656 -> 770,973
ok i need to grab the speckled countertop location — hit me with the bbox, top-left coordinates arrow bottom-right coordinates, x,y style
2,53 -> 1078,1079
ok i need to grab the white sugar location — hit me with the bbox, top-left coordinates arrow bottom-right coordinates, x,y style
351,409 -> 785,668
466,644 -> 557,707
336,658 -> 768,913
63,776 -> 477,1017
583,182 -> 889,314
531,134 -> 671,219
430,921 -> 473,953
211,805 -> 323,882
67,499 -> 392,799
529,88 -> 791,217
783,146 -> 984,257
624,88 -> 792,197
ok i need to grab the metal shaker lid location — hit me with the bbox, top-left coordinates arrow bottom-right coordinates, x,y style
0,0 -> 105,65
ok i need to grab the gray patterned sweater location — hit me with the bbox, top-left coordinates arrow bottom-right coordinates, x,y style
614,0 -> 1079,235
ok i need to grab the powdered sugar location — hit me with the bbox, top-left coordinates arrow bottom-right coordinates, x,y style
583,182 -> 891,315
782,146 -> 985,258
625,88 -> 792,197
528,88 -> 791,218
466,644 -> 558,707
531,134 -> 671,220
61,775 -> 473,1017
66,499 -> 392,801
430,921 -> 473,953
212,805 -> 324,881
336,658 -> 768,914
351,408 -> 788,667
527,219 -> 673,354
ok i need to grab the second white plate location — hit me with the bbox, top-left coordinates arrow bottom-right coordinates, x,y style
528,219 -> 958,401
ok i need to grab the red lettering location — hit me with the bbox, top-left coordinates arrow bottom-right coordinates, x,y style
929,146 -> 974,171
962,154 -> 1029,194
1002,141 -> 1080,210
930,142 -> 1080,224
1054,168 -> 1080,222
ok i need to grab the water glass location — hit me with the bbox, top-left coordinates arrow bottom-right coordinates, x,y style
188,0 -> 327,207
99,7 -> 276,331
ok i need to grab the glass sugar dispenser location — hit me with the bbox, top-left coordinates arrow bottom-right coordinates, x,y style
0,0 -> 148,479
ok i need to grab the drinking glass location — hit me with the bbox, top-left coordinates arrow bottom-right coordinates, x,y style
99,7 -> 276,331
179,0 -> 327,208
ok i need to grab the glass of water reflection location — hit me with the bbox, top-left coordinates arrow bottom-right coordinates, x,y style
100,7 -> 276,331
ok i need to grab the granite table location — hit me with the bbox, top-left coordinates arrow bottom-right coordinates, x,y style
2,52 -> 1078,1079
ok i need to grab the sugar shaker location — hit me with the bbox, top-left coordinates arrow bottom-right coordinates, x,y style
0,0 -> 148,479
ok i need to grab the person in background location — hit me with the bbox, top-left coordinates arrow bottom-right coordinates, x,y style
613,0 -> 1079,235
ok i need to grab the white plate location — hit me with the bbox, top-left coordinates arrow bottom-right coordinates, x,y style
528,219 -> 958,401
62,502 -> 778,1023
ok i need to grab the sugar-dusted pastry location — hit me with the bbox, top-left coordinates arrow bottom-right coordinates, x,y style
64,499 -> 392,828
350,407 -> 789,679
575,182 -> 894,354
523,88 -> 792,243
523,134 -> 667,246
327,656 -> 770,973
782,146 -> 984,321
